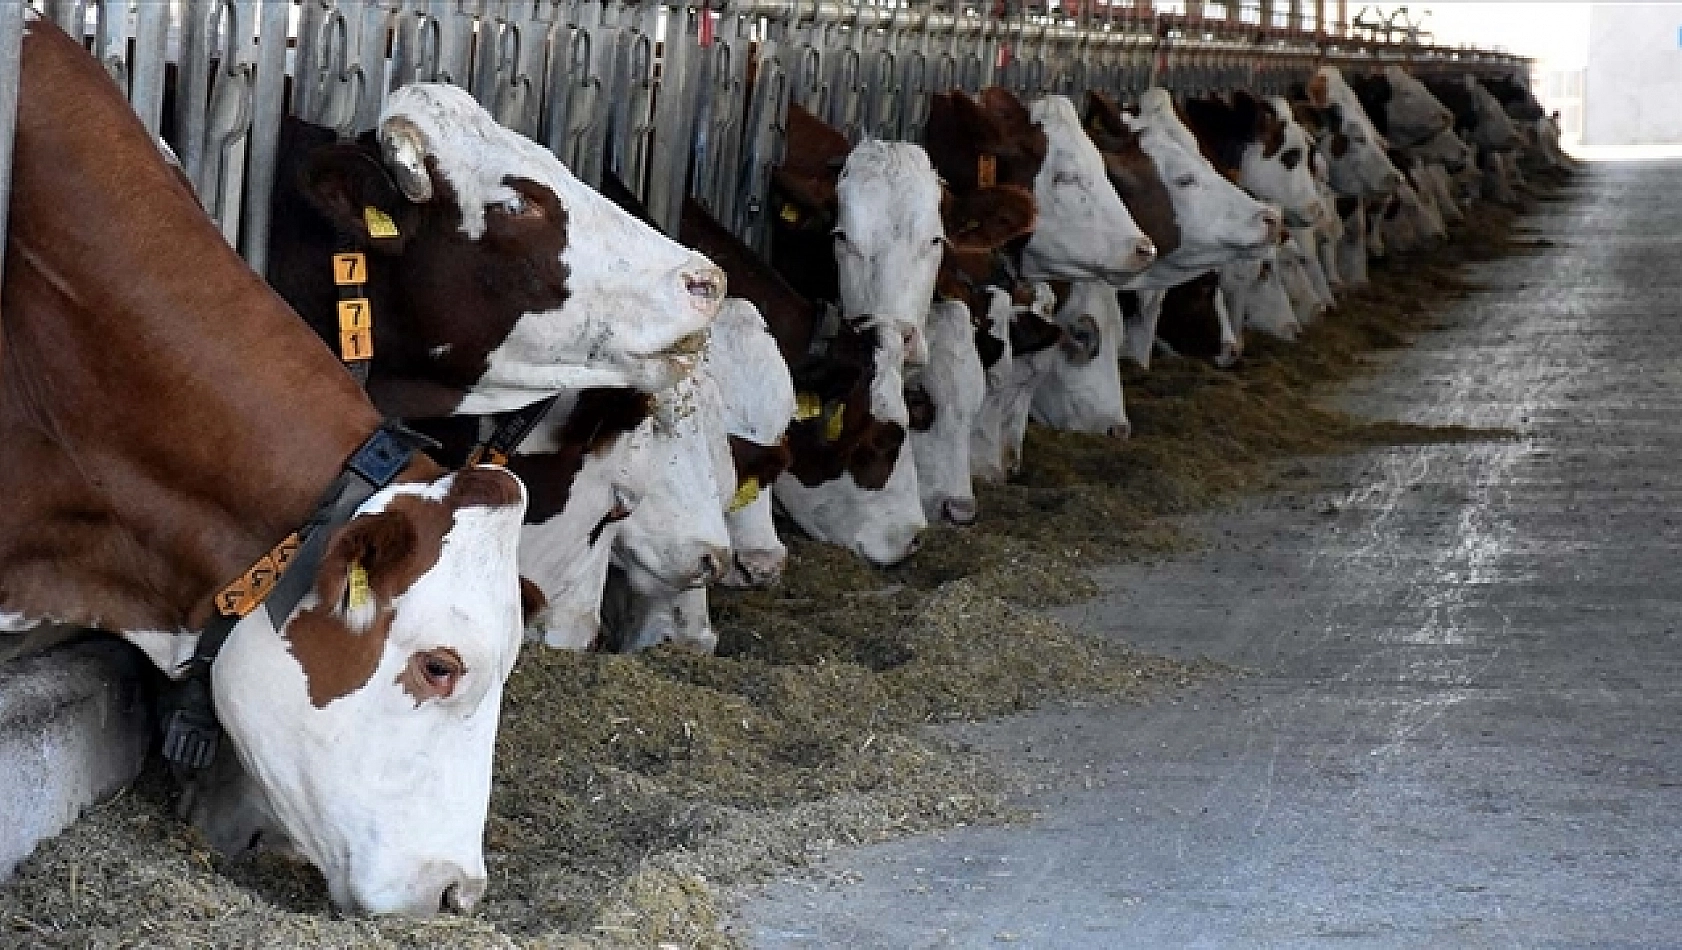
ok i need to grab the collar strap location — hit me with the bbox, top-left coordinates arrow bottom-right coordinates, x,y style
332,250 -> 373,386
467,394 -> 560,466
807,302 -> 843,360
160,420 -> 438,771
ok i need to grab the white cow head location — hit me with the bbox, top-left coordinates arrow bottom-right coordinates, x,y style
212,468 -> 527,915
972,284 -> 1062,481
909,299 -> 987,525
775,321 -> 926,566
1031,281 -> 1131,439
1220,251 -> 1299,341
1383,65 -> 1456,145
1303,67 -> 1402,198
1123,89 -> 1278,289
374,84 -> 725,411
833,140 -> 944,344
1242,97 -> 1325,228
1466,76 -> 1522,151
1021,95 -> 1156,282
1274,234 -> 1327,326
704,301 -> 795,587
612,375 -> 733,594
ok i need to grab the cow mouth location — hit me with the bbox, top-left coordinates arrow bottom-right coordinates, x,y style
647,329 -> 710,368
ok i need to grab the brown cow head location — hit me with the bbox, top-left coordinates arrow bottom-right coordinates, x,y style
1085,90 -> 1182,258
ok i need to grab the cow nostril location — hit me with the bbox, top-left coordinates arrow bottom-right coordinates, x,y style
700,549 -> 728,584
942,497 -> 978,526
1107,422 -> 1132,441
1136,238 -> 1156,260
682,266 -> 727,304
905,531 -> 924,557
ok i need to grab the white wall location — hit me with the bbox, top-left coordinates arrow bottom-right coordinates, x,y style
1585,4 -> 1682,146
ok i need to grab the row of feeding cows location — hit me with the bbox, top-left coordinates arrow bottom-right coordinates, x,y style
0,15 -> 1566,918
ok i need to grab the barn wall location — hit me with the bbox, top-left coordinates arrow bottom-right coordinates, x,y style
1585,3 -> 1682,146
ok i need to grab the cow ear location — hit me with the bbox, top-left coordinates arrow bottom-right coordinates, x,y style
979,86 -> 1033,134
298,144 -> 413,254
944,184 -> 1037,254
316,510 -> 419,631
1307,74 -> 1333,109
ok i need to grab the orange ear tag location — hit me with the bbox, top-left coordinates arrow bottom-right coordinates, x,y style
338,298 -> 374,361
977,154 -> 997,188
332,252 -> 367,286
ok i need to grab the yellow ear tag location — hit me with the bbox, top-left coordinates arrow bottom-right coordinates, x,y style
794,392 -> 823,421
780,202 -> 801,224
727,477 -> 761,513
824,402 -> 846,442
363,206 -> 400,239
977,154 -> 997,188
346,562 -> 372,612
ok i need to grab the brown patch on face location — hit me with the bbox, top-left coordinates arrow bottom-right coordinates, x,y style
1156,271 -> 1229,364
506,388 -> 652,524
785,322 -> 907,492
1086,92 -> 1181,258
904,382 -> 936,432
1009,309 -> 1065,357
397,646 -> 467,705
285,493 -> 450,708
729,434 -> 794,488
518,576 -> 548,625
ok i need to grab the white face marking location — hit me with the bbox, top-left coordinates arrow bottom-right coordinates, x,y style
773,326 -> 925,567
1220,251 -> 1299,342
1022,96 -> 1155,282
833,140 -> 945,337
910,300 -> 987,523
1032,281 -> 1129,437
210,471 -> 526,915
379,84 -> 724,409
1123,93 -> 1275,289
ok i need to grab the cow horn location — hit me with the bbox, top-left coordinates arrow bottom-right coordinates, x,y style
378,116 -> 434,204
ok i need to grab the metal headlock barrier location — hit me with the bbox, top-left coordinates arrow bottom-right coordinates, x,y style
0,1 -> 1529,282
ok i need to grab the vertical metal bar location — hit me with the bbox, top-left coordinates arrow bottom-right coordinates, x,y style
242,0 -> 291,273
0,1 -> 26,290
130,0 -> 170,138
175,0 -> 216,185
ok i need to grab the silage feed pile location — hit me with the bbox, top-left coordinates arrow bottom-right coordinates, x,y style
0,176 -> 1565,948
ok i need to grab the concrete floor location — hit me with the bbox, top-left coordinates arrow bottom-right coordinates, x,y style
732,163 -> 1682,948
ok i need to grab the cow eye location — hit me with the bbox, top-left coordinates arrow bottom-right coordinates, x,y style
1281,148 -> 1302,169
832,229 -> 849,245
1174,173 -> 1197,188
500,193 -> 540,218
404,648 -> 466,702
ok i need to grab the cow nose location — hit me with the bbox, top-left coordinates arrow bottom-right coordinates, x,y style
1378,170 -> 1401,193
1259,206 -> 1283,243
439,873 -> 486,915
681,260 -> 727,308
941,496 -> 978,526
1106,421 -> 1132,440
730,548 -> 786,587
1126,237 -> 1156,267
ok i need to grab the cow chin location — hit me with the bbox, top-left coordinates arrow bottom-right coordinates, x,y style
774,456 -> 926,569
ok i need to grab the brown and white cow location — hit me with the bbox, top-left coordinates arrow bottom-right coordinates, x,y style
0,18 -> 527,915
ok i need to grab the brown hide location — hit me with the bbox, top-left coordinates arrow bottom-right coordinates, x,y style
768,103 -> 850,306
1084,91 -> 1182,258
1155,272 -> 1230,363
0,21 -> 453,637
1179,92 -> 1281,181
267,116 -> 572,419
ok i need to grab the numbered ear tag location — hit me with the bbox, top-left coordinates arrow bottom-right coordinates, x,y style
977,154 -> 997,188
346,562 -> 372,612
332,252 -> 367,286
794,392 -> 823,421
727,477 -> 761,513
363,206 -> 400,239
338,298 -> 374,361
824,402 -> 846,442
781,203 -> 801,224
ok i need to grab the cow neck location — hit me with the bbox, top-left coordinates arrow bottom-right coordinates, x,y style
0,20 -> 434,636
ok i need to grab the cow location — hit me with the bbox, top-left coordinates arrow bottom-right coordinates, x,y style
266,86 -> 725,418
599,372 -> 733,654
909,300 -> 988,525
1083,91 -> 1183,260
708,301 -> 798,588
971,283 -> 1064,481
1118,88 -> 1279,291
1294,67 -> 1403,198
1180,90 -> 1325,228
1275,232 -> 1331,325
1220,252 -> 1299,341
1151,272 -> 1236,365
674,198 -> 927,566
1030,281 -> 1133,438
0,18 -> 528,915
1017,94 -> 1157,281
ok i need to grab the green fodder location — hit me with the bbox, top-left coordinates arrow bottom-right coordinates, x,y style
0,183 -> 1562,948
